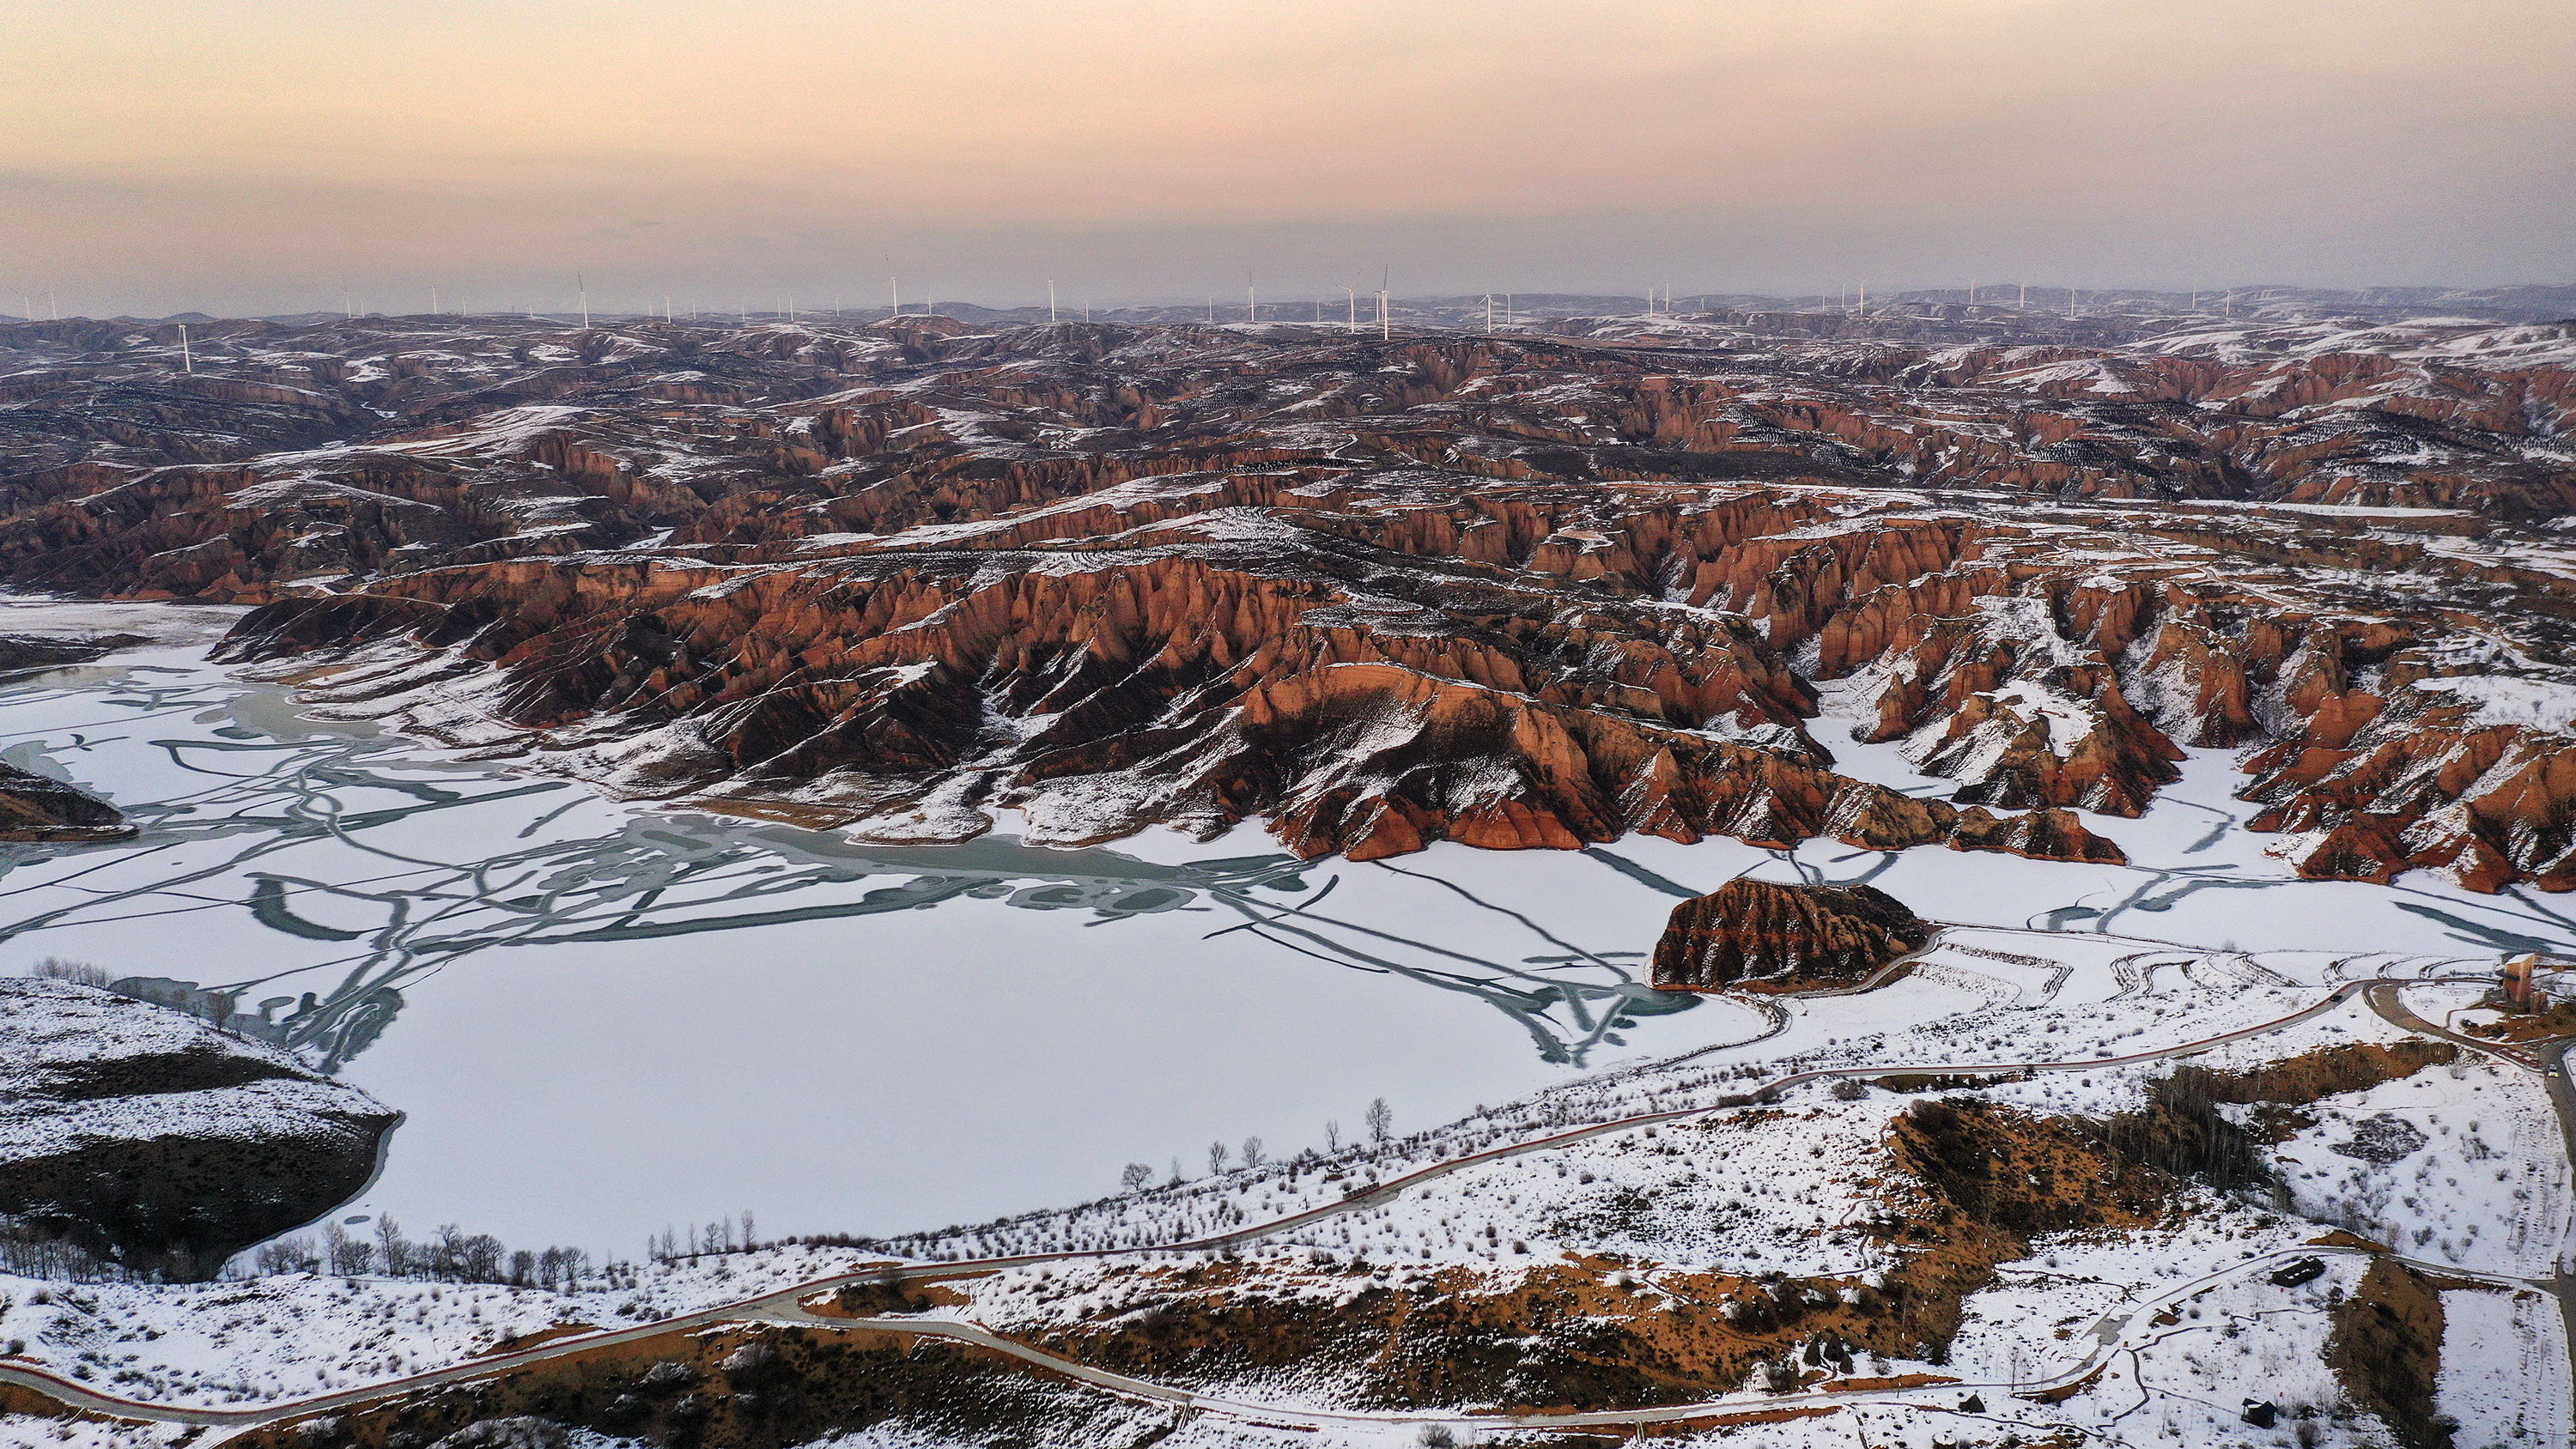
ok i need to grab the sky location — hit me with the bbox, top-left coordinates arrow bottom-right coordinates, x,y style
7,0 -> 2573,318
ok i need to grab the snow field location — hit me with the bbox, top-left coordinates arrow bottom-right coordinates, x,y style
2268,1052 -> 2569,1277
2437,1286 -> 2573,1449
0,1245 -> 873,1410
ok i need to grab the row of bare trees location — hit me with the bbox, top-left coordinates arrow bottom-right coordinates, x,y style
1121,1097 -> 1394,1194
647,1210 -> 756,1262
251,1216 -> 594,1289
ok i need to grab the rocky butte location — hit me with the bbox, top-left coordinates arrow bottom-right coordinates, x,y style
3,288 -> 2573,888
1651,878 -> 1934,989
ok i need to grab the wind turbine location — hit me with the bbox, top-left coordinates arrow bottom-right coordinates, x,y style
1345,287 -> 1357,333
1247,270 -> 1256,324
430,286 -> 440,315
1048,280 -> 1057,324
1379,264 -> 1389,341
890,276 -> 899,318
179,324 -> 191,373
579,274 -> 589,329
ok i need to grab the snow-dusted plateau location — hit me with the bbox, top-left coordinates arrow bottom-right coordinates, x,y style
0,288 -> 2571,1447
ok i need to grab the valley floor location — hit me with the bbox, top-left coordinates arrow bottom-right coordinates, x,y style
3,928 -> 2567,1449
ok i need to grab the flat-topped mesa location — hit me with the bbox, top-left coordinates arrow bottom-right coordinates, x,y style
1650,879 -> 1933,991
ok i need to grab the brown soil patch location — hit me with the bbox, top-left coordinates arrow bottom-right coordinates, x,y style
478,1322 -> 598,1355
687,796 -> 866,829
1704,1404 -> 1839,1427
2464,1000 -> 2576,1045
820,1276 -> 981,1317
989,1252 -> 1946,1414
2214,1040 -> 2458,1104
1828,1373 -> 1959,1392
223,1320 -> 1168,1449
2023,1362 -> 2105,1404
2328,1258 -> 2450,1449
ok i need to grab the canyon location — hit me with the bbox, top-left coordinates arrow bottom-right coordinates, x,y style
3,294 -> 2573,890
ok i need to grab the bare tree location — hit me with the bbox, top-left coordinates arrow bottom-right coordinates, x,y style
325,1222 -> 373,1276
1364,1097 -> 1393,1144
375,1215 -> 410,1277
740,1210 -> 755,1248
430,1223 -> 471,1280
1120,1162 -> 1155,1193
1168,1156 -> 1184,1185
31,957 -> 111,988
1207,1140 -> 1229,1175
1241,1136 -> 1265,1168
1324,1120 -> 1341,1151
254,1235 -> 318,1276
458,1233 -> 506,1283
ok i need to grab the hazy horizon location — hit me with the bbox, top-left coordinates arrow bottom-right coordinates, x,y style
10,1 -> 2571,319
15,280 -> 2576,328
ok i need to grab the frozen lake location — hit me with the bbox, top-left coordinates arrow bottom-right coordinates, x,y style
0,597 -> 2562,1263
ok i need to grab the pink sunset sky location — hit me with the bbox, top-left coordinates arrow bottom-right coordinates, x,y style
9,0 -> 2571,318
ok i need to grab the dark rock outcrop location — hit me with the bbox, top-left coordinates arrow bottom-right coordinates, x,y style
0,632 -> 140,674
0,976 -> 400,1278
0,761 -> 135,842
1650,879 -> 1931,990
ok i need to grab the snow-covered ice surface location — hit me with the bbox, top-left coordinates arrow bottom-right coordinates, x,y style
0,598 -> 1762,1254
0,599 -> 2563,1257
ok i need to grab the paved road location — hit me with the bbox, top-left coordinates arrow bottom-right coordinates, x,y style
2,970 -> 2561,1443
